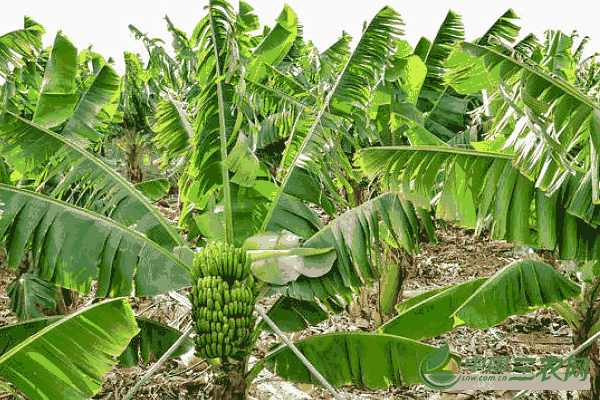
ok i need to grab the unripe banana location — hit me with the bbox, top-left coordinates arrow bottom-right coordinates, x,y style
224,289 -> 230,305
237,247 -> 246,267
203,287 -> 210,306
217,343 -> 223,357
196,256 -> 206,278
211,342 -> 217,356
214,290 -> 223,306
243,256 -> 252,280
246,274 -> 255,289
244,286 -> 250,303
212,243 -> 222,272
232,246 -> 239,277
207,258 -> 214,276
226,244 -> 232,277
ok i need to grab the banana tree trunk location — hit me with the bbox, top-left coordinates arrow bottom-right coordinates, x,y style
572,276 -> 600,400
378,245 -> 411,324
212,358 -> 249,399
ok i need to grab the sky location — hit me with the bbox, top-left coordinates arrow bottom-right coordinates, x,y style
1,0 -> 598,77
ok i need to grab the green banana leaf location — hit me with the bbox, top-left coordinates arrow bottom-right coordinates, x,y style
135,178 -> 171,201
380,259 -> 581,340
0,314 -> 194,369
0,298 -> 139,400
270,192 -> 433,314
0,185 -> 191,297
0,16 -> 44,77
0,32 -> 183,251
263,332 -> 460,389
246,4 -> 298,81
7,273 -> 58,320
355,144 -> 600,260
257,296 -> 329,333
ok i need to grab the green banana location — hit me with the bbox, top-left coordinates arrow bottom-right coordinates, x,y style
223,288 -> 230,305
227,244 -> 233,277
232,246 -> 239,278
243,256 -> 252,280
246,274 -> 255,290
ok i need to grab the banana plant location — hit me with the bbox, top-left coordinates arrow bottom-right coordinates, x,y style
0,4 -> 443,400
350,8 -> 530,322
356,24 -> 600,399
0,4 -> 593,400
137,2 -> 589,397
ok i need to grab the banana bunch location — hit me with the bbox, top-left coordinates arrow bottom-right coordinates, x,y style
191,241 -> 253,282
190,242 -> 260,359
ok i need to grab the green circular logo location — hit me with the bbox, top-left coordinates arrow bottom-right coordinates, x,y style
418,344 -> 460,390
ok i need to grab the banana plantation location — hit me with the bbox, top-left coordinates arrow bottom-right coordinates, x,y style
1,1 -> 600,399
